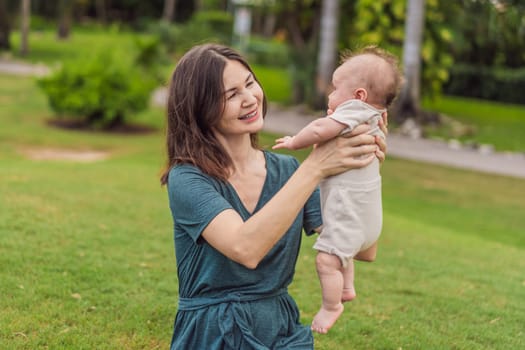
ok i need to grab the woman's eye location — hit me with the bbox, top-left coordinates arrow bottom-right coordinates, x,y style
247,81 -> 254,87
227,92 -> 236,100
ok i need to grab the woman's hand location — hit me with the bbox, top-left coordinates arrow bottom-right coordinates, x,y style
304,124 -> 378,179
376,115 -> 388,163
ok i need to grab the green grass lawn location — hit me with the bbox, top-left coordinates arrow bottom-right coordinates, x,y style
1,73 -> 524,349
8,26 -> 151,67
423,95 -> 525,152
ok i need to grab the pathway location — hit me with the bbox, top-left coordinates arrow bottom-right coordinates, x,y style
0,59 -> 50,76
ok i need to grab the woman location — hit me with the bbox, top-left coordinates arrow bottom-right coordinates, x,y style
161,44 -> 387,349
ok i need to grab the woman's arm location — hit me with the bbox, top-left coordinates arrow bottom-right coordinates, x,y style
202,127 -> 379,269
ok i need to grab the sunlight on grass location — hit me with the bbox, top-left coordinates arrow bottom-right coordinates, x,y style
10,27 -> 150,66
423,95 -> 525,152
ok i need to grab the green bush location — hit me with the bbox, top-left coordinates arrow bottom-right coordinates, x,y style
192,10 -> 233,40
444,65 -> 525,105
148,11 -> 233,55
147,21 -> 179,54
37,49 -> 157,129
133,35 -> 169,82
245,37 -> 290,68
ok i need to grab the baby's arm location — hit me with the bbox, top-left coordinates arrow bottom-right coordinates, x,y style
273,117 -> 347,150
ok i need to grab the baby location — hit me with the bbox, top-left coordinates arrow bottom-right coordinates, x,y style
273,46 -> 402,334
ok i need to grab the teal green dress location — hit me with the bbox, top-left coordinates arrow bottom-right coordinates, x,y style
167,151 -> 322,349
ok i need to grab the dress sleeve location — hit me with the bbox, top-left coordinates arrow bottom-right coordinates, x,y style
167,165 -> 233,243
285,157 -> 322,236
303,186 -> 322,236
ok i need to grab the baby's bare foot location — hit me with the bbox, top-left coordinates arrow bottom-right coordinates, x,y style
342,287 -> 356,302
311,303 -> 344,334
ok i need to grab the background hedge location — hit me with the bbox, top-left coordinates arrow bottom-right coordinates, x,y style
444,65 -> 525,105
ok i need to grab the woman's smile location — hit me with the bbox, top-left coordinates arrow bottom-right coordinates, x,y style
239,108 -> 259,122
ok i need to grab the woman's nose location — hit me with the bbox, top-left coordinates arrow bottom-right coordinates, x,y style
242,89 -> 257,106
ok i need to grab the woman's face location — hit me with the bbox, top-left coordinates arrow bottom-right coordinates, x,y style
213,59 -> 264,138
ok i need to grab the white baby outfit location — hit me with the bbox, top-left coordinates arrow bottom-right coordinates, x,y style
313,99 -> 385,267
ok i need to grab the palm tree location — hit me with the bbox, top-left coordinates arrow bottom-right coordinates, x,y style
95,0 -> 107,24
20,0 -> 30,56
393,0 -> 426,123
57,0 -> 73,40
0,0 -> 10,50
314,0 -> 340,109
162,0 -> 177,22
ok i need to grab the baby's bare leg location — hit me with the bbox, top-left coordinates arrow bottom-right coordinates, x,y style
355,241 -> 378,262
342,259 -> 357,302
312,251 -> 345,334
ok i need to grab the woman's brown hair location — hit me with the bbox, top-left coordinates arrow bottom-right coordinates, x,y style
160,44 -> 268,185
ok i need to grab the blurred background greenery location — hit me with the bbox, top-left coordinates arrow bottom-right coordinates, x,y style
2,0 -> 524,143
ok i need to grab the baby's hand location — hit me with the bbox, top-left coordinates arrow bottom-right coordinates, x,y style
272,136 -> 295,150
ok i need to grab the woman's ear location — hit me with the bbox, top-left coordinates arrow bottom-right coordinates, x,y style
354,88 -> 368,101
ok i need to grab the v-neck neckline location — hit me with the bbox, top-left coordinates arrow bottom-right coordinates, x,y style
227,151 -> 269,216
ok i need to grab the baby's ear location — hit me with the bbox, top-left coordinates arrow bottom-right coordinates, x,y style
354,88 -> 368,101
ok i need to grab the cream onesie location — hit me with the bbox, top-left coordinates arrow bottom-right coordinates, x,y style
313,99 -> 385,267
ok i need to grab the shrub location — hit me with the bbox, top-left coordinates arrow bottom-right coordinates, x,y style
37,49 -> 157,129
245,37 -> 290,68
147,21 -> 179,54
192,10 -> 233,41
148,11 -> 233,55
444,65 -> 525,105
133,35 -> 169,82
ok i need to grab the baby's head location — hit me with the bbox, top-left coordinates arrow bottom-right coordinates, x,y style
328,46 -> 402,111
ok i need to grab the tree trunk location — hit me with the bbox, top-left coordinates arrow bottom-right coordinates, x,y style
95,0 -> 107,24
57,0 -> 72,40
284,1 -> 320,105
314,0 -> 339,109
20,0 -> 30,56
262,13 -> 276,38
162,0 -> 176,22
0,0 -> 10,50
392,0 -> 426,123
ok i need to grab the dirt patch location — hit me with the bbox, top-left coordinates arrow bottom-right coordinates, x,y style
21,148 -> 110,162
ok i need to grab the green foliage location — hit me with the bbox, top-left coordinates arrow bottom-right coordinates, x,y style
271,0 -> 321,105
9,26 -> 153,66
288,42 -> 318,104
252,64 -> 292,104
192,10 -> 233,39
199,0 -> 229,10
245,36 -> 290,68
22,15 -> 55,31
148,11 -> 233,55
449,0 -> 525,68
133,35 -> 170,82
444,65 -> 525,105
147,21 -> 179,54
37,49 -> 157,129
350,0 -> 454,98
